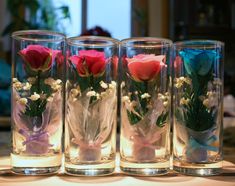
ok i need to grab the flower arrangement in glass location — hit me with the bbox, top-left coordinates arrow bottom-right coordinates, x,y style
65,36 -> 118,176
173,40 -> 224,176
11,30 -> 65,175
120,38 -> 172,176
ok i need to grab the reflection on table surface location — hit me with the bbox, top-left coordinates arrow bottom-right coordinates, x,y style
0,156 -> 235,186
0,129 -> 235,186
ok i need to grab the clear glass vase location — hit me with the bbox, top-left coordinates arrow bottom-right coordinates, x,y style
173,40 -> 224,176
64,36 -> 119,176
119,38 -> 172,176
11,30 -> 65,175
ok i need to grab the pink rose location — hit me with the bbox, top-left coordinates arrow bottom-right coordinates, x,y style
53,50 -> 65,67
19,45 -> 52,72
174,56 -> 182,68
69,55 -> 86,75
69,49 -> 106,77
111,55 -> 118,78
126,54 -> 165,82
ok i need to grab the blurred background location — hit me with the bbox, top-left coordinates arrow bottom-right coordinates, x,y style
0,0 -> 235,158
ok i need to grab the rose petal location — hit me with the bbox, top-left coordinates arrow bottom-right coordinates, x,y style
69,55 -> 82,66
19,45 -> 52,72
128,61 -> 161,81
90,60 -> 106,76
180,49 -> 216,76
79,49 -> 105,59
126,54 -> 165,63
126,54 -> 165,82
52,50 -> 65,67
78,49 -> 106,76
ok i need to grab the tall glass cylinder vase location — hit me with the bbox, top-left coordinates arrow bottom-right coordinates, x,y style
65,36 -> 118,176
173,40 -> 224,176
120,38 -> 172,176
11,30 -> 65,175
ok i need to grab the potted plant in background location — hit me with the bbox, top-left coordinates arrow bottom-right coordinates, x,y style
0,0 -> 70,126
2,0 -> 70,36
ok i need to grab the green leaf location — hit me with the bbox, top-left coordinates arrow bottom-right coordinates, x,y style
156,112 -> 168,127
1,22 -> 16,36
127,110 -> 142,125
58,6 -> 71,19
24,0 -> 39,16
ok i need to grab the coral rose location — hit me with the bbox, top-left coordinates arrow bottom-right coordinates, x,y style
126,54 -> 165,82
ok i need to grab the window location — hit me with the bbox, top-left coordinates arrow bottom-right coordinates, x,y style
87,0 -> 131,39
55,0 -> 82,37
49,0 -> 132,38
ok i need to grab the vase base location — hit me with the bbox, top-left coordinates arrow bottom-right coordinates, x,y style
173,160 -> 222,176
64,160 -> 115,176
11,153 -> 62,175
120,159 -> 169,176
120,167 -> 169,176
65,167 -> 115,176
12,166 -> 60,175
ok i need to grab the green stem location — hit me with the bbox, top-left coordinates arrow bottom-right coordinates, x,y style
144,81 -> 148,93
37,71 -> 42,115
90,75 -> 94,90
89,75 -> 96,103
142,81 -> 149,113
37,71 -> 41,94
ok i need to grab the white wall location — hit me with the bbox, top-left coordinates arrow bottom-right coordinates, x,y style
0,0 -> 11,51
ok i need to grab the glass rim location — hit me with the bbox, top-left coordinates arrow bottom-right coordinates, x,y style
66,36 -> 119,47
174,39 -> 224,48
120,37 -> 173,48
12,30 -> 66,42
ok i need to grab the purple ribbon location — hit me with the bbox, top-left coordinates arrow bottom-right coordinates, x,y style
19,129 -> 52,155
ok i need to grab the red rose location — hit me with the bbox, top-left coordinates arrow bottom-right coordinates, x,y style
122,55 -> 128,67
126,54 -> 165,82
19,45 -> 52,72
69,49 -> 106,77
69,55 -> 87,76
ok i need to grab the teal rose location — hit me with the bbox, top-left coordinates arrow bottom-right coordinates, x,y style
179,49 -> 219,76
